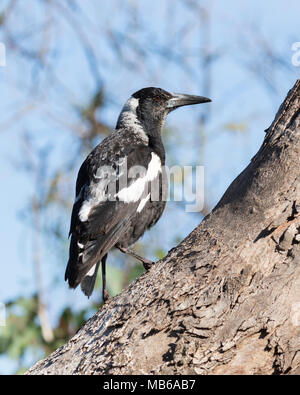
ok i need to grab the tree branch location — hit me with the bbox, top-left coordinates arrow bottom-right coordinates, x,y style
26,80 -> 300,375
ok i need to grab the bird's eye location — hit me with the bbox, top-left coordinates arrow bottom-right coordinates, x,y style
153,95 -> 162,102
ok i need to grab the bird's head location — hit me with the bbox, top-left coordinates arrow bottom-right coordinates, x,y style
116,87 -> 211,137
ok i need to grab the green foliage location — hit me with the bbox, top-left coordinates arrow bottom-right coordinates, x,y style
154,248 -> 166,260
0,296 -> 41,360
0,294 -> 97,372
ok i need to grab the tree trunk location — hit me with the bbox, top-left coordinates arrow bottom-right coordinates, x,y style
26,80 -> 300,375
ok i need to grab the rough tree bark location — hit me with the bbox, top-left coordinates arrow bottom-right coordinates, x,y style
26,80 -> 300,375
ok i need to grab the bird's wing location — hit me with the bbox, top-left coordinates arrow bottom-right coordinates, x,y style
65,143 -> 162,288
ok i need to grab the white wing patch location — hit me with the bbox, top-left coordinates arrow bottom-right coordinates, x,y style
137,193 -> 150,213
78,152 -> 161,222
86,265 -> 96,277
116,153 -> 161,204
78,164 -> 119,222
79,183 -> 107,222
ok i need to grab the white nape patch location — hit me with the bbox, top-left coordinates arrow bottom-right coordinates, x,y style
86,265 -> 95,277
122,96 -> 139,113
77,242 -> 84,249
137,193 -> 150,213
117,96 -> 148,143
116,152 -> 161,204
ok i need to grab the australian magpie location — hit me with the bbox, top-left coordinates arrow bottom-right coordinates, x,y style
65,87 -> 211,301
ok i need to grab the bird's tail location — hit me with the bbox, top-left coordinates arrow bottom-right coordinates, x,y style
80,261 -> 100,298
66,212 -> 133,297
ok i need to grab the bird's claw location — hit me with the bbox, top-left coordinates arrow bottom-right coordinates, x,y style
143,261 -> 154,271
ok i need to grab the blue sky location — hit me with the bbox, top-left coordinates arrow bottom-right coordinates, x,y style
0,0 -> 299,373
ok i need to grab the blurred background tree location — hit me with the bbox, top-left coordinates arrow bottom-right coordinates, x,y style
0,0 -> 299,374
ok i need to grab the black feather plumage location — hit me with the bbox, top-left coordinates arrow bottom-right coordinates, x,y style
65,87 -> 211,299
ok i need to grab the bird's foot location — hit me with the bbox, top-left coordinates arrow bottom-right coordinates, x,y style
118,246 -> 154,270
143,260 -> 154,271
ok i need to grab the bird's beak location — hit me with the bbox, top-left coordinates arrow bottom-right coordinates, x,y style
166,93 -> 211,111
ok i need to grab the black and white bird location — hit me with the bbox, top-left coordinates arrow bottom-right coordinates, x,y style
65,87 -> 211,301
